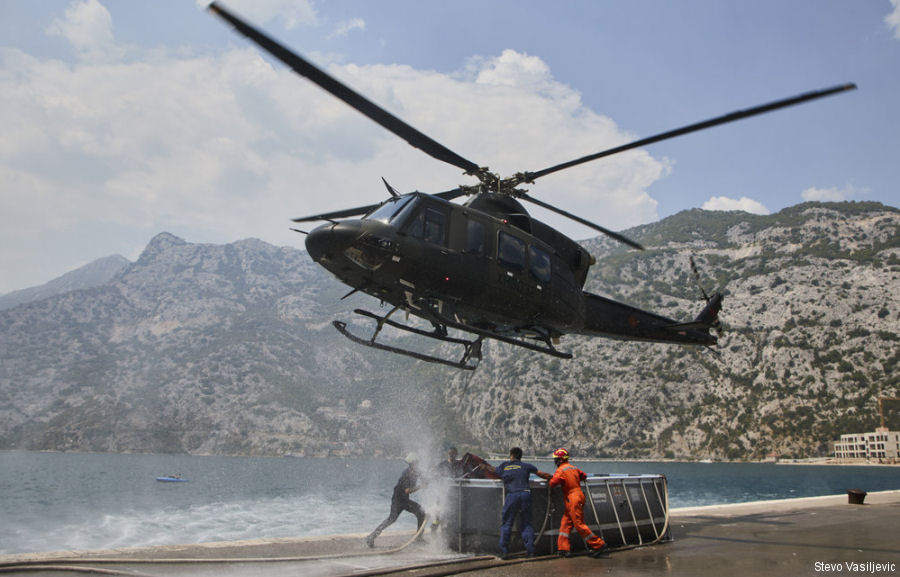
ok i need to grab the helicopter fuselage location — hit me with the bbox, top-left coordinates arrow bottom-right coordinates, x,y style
306,192 -> 716,347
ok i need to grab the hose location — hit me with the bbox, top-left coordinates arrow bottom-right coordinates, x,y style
533,483 -> 553,545
0,514 -> 492,575
0,566 -> 157,577
0,555 -> 516,577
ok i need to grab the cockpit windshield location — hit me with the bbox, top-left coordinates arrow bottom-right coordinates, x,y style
364,195 -> 415,223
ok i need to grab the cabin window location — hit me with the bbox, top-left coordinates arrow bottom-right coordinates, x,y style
498,231 -> 526,271
529,245 -> 552,283
405,206 -> 448,246
466,219 -> 485,255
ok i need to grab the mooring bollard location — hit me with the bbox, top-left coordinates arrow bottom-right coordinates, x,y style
847,488 -> 867,505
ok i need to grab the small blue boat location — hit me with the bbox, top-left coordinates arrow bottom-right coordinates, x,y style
156,475 -> 188,482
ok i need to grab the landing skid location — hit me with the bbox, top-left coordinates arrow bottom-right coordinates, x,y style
333,308 -> 483,370
332,307 -> 572,370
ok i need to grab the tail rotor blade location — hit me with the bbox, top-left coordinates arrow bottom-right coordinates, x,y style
690,255 -> 711,302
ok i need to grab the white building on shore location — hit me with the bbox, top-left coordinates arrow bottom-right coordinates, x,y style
833,428 -> 900,463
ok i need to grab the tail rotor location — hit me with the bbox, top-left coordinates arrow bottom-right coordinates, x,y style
690,255 -> 723,336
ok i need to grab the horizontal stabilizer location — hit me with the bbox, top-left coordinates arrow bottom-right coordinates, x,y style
662,321 -> 712,332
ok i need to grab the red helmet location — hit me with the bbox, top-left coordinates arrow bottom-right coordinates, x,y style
553,448 -> 569,461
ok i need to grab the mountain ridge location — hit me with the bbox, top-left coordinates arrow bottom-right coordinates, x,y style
0,254 -> 131,311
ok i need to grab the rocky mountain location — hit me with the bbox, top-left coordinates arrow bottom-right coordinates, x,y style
1,202 -> 898,460
0,255 -> 130,311
444,202 -> 900,460
0,234 -> 445,457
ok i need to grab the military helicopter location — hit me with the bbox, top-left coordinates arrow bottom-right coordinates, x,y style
209,3 -> 855,370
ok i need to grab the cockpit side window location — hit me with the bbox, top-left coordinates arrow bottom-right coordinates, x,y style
498,231 -> 526,271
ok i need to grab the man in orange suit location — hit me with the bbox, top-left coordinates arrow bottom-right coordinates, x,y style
548,448 -> 608,557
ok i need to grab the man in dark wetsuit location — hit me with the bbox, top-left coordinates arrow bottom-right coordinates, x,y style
437,447 -> 465,478
485,447 -> 551,559
366,453 -> 426,547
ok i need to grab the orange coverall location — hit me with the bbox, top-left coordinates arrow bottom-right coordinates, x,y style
549,462 -> 605,552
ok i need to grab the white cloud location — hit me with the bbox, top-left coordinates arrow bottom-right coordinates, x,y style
801,185 -> 857,202
702,196 -> 770,215
1,8 -> 667,293
329,18 -> 366,39
887,0 -> 900,39
46,0 -> 121,63
472,49 -> 552,88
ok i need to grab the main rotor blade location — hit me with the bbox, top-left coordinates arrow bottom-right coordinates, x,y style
209,2 -> 481,175
519,193 -> 645,250
434,187 -> 468,202
293,187 -> 466,222
292,203 -> 382,223
524,83 -> 857,182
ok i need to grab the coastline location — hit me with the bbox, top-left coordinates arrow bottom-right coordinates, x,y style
774,458 -> 900,466
494,454 -> 900,466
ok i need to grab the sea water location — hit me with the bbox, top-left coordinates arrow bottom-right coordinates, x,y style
1,451 -> 898,556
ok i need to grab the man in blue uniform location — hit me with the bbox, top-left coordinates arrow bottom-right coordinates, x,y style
485,447 -> 551,559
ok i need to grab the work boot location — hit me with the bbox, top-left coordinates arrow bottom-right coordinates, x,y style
557,550 -> 571,558
591,542 -> 610,558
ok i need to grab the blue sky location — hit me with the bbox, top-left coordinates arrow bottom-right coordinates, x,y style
1,0 -> 898,294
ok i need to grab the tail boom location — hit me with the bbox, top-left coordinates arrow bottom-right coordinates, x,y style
579,291 -> 720,346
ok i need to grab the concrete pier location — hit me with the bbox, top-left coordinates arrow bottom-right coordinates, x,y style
2,490 -> 898,576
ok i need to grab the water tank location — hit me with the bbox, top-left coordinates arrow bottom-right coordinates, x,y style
439,474 -> 669,555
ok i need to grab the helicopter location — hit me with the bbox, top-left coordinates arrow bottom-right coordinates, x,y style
209,3 -> 856,370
